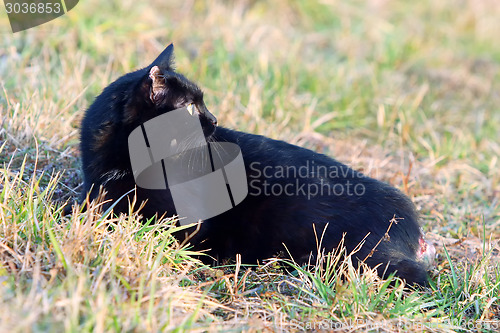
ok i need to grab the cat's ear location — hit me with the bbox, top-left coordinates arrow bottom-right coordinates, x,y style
149,65 -> 167,103
150,43 -> 175,70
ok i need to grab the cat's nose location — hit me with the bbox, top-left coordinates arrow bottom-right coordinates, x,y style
203,107 -> 217,126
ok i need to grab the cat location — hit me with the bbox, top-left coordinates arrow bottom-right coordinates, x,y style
78,44 -> 435,285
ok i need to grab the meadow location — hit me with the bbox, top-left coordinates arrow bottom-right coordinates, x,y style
1,0 -> 499,331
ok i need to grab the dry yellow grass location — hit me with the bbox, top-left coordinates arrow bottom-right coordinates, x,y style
1,0 -> 499,331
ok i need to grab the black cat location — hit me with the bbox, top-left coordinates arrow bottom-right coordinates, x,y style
79,44 -> 435,285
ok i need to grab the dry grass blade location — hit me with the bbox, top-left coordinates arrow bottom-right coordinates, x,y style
1,0 -> 499,330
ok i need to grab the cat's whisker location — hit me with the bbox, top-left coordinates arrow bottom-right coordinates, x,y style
210,140 -> 226,168
186,134 -> 201,174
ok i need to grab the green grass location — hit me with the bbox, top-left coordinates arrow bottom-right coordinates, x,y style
1,0 -> 499,331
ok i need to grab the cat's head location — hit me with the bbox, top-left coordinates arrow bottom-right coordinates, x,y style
129,43 -> 217,135
90,44 -> 217,138
80,44 -> 217,180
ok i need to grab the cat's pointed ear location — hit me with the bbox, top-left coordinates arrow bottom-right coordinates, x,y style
149,65 -> 167,103
150,43 -> 175,70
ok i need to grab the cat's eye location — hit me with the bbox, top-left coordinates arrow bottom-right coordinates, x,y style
187,104 -> 196,116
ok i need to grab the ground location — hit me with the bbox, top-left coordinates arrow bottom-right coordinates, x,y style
1,0 -> 499,331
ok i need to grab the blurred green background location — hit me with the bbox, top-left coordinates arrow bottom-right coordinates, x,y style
0,0 -> 499,330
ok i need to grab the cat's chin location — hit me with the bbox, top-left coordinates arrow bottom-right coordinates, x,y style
203,126 -> 216,139
200,118 -> 217,138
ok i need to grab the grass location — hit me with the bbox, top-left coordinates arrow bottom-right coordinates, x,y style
1,0 -> 499,331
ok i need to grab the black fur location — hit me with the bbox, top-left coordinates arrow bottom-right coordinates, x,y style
79,44 -> 430,285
